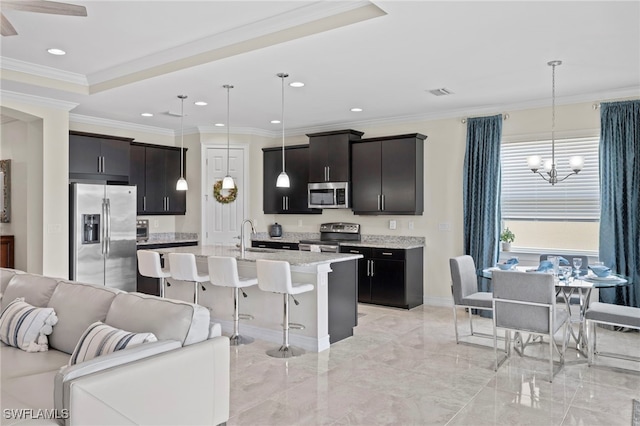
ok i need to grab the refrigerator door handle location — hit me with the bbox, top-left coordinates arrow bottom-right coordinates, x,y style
100,199 -> 106,255
105,198 -> 111,257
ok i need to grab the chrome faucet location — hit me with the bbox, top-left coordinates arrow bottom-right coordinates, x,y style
240,219 -> 256,257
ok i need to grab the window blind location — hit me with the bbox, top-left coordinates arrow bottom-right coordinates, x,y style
501,137 -> 600,221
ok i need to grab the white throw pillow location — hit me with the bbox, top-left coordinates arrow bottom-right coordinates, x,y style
69,321 -> 157,366
0,297 -> 58,352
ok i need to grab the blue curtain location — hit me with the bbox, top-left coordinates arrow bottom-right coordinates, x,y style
463,115 -> 503,300
598,100 -> 640,307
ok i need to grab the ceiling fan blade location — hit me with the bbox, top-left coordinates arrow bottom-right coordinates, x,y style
1,1 -> 87,17
1,13 -> 18,36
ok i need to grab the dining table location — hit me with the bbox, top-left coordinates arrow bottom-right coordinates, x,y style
479,266 -> 630,357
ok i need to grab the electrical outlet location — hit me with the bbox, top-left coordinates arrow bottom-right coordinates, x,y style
408,221 -> 414,230
438,223 -> 451,231
298,219 -> 303,227
389,220 -> 397,230
153,220 -> 159,228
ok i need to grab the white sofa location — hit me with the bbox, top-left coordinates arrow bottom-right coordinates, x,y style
0,268 -> 230,426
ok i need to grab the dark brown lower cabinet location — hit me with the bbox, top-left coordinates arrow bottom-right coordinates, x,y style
340,245 -> 423,309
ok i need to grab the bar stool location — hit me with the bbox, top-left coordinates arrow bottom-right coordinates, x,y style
208,256 -> 258,346
168,253 -> 209,305
137,250 -> 171,298
256,259 -> 314,358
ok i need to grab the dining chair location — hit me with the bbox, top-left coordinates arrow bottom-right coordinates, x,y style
449,255 -> 494,344
492,270 -> 570,382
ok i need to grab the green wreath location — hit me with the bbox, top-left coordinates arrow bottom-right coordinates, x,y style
213,180 -> 238,204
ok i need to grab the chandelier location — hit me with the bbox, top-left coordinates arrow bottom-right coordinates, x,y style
527,60 -> 584,185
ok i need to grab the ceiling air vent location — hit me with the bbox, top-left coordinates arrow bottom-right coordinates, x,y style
428,88 -> 454,96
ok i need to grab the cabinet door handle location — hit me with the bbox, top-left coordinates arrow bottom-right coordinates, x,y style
381,194 -> 385,211
370,260 -> 375,276
377,194 -> 381,211
366,259 -> 371,276
97,156 -> 102,173
382,252 -> 393,256
349,250 -> 360,254
258,244 -> 266,248
286,196 -> 289,210
327,166 -> 330,181
143,196 -> 146,212
101,156 -> 106,174
282,245 -> 290,249
166,197 -> 169,211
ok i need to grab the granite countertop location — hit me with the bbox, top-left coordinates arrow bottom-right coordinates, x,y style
137,232 -> 199,246
153,244 -> 362,267
252,232 -> 425,250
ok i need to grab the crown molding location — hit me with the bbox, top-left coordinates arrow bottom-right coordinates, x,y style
70,114 -> 174,136
0,57 -> 88,86
1,90 -> 78,111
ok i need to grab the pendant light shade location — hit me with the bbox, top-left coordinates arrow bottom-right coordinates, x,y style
176,94 -> 188,191
222,84 -> 235,190
276,72 -> 290,188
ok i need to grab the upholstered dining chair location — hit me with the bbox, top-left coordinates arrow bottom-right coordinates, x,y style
449,255 -> 494,344
492,270 -> 570,382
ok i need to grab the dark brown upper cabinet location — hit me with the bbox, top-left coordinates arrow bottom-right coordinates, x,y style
307,129 -> 363,183
69,131 -> 133,182
263,145 -> 321,214
351,133 -> 426,215
130,142 -> 186,215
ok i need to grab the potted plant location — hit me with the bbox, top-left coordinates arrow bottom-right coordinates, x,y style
500,227 -> 515,251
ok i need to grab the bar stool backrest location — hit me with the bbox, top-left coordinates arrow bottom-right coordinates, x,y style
256,259 -> 293,294
168,253 -> 199,282
208,256 -> 240,288
137,250 -> 170,278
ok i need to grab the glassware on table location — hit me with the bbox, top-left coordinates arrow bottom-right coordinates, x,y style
559,266 -> 573,282
572,258 -> 583,276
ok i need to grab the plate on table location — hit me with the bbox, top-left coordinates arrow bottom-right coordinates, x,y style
585,275 -> 619,281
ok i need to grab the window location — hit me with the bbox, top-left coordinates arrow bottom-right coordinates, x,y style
500,136 -> 600,252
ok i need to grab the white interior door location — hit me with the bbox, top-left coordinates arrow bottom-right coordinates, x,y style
205,147 -> 244,245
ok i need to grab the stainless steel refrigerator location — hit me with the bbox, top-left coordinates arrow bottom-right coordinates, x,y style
70,183 -> 137,292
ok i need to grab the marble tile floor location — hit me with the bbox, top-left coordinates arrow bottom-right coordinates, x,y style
227,304 -> 640,426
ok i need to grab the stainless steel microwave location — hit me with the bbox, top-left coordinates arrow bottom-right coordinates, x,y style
308,182 -> 350,209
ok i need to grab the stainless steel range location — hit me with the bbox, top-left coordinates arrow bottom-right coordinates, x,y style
299,222 -> 361,253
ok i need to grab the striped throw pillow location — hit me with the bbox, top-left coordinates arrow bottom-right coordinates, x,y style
69,321 -> 157,366
0,297 -> 58,352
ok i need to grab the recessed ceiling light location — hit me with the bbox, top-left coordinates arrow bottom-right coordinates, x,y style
47,48 -> 66,56
194,101 -> 207,106
350,107 -> 363,112
141,113 -> 153,117
214,123 -> 225,127
289,82 -> 305,88
271,120 -> 281,124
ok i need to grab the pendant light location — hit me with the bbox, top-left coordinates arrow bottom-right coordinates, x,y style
527,60 -> 584,185
176,94 -> 188,191
222,84 -> 235,189
275,72 -> 290,188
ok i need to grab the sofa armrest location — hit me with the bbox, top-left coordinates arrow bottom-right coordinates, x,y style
54,339 -> 182,412
59,336 -> 230,426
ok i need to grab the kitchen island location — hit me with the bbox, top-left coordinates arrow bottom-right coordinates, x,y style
152,245 -> 362,352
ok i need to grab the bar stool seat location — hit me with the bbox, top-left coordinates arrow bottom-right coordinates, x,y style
256,259 -> 314,358
208,256 -> 257,345
137,250 -> 171,298
168,253 -> 209,305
